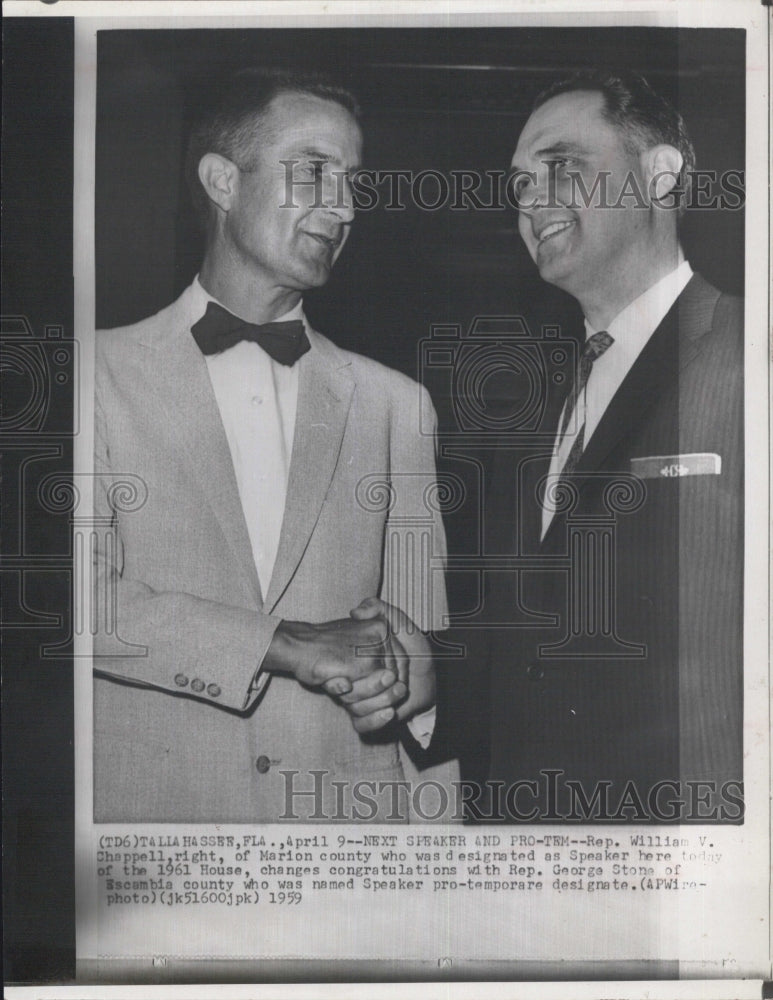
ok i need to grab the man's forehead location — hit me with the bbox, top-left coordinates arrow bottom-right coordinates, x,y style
263,91 -> 361,146
514,89 -> 608,158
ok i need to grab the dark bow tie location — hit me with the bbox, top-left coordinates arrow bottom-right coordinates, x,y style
191,301 -> 310,366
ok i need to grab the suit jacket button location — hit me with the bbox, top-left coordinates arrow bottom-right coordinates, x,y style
207,683 -> 221,698
190,678 -> 205,693
256,755 -> 271,774
527,664 -> 545,681
174,673 -> 189,687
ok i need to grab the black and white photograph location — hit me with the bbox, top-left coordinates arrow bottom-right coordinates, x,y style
2,0 -> 770,993
92,21 -> 747,826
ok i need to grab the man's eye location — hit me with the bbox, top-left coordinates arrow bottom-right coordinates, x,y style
297,161 -> 325,179
511,175 -> 533,202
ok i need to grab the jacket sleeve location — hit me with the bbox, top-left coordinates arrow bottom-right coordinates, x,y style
380,380 -> 449,633
677,292 -> 744,786
92,387 -> 280,713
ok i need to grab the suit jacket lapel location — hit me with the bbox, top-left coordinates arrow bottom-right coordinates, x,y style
540,274 -> 716,548
264,335 -> 355,612
140,289 -> 263,607
572,303 -> 680,477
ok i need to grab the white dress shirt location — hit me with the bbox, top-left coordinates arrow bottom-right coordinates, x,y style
191,278 -> 434,745
541,260 -> 694,539
192,278 -> 301,597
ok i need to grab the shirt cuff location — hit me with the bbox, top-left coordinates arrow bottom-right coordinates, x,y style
406,705 -> 437,749
243,616 -> 282,710
245,666 -> 270,705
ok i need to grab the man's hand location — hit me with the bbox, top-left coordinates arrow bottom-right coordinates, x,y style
345,597 -> 436,730
335,653 -> 410,733
264,616 -> 407,717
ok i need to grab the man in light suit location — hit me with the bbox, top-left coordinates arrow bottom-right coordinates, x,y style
93,68 -> 450,822
472,69 -> 744,820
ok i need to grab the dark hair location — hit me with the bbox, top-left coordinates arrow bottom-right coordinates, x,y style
533,69 -> 696,213
184,67 -> 361,227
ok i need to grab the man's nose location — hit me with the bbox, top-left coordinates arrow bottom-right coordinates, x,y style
517,161 -> 570,214
322,171 -> 355,223
516,170 -> 551,212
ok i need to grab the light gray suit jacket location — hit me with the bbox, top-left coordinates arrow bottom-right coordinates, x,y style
93,283 -> 453,822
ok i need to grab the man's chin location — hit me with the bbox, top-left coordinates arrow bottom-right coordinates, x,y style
293,260 -> 334,289
536,253 -> 575,289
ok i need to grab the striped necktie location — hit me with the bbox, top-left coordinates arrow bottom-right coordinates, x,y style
559,330 -> 614,476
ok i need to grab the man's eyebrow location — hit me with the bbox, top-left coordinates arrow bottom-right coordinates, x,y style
534,140 -> 586,159
294,147 -> 360,171
512,139 -> 587,172
297,147 -> 332,161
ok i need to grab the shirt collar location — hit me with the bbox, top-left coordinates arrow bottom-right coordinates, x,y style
192,275 -> 307,329
584,259 -> 693,349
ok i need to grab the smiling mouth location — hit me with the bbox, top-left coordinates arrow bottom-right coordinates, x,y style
538,220 -> 575,243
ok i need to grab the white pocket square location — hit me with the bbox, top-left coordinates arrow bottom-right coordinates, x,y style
630,453 -> 722,479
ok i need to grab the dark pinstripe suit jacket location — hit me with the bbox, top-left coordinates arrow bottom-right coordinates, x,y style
459,273 -> 743,820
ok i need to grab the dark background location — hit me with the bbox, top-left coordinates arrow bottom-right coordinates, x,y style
3,20 -> 745,984
2,16 -> 75,986
96,26 -> 745,358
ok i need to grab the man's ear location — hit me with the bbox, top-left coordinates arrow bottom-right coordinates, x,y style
197,153 -> 239,213
643,144 -> 684,204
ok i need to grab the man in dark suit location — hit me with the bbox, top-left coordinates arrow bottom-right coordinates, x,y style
469,69 -> 744,821
370,69 -> 743,822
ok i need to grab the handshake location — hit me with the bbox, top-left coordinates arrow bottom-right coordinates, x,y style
266,598 -> 434,733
